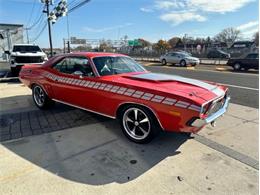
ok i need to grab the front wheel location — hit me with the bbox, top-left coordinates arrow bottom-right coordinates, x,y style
11,67 -> 19,76
32,84 -> 54,109
180,60 -> 186,67
119,106 -> 159,143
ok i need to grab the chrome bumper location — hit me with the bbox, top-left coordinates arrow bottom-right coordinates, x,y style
191,96 -> 231,127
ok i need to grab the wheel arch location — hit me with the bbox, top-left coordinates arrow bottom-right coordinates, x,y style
30,82 -> 50,96
116,102 -> 164,130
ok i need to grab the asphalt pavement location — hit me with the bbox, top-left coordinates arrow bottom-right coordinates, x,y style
143,64 -> 259,108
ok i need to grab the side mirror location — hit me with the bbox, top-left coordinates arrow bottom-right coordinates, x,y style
73,70 -> 84,78
5,51 -> 10,55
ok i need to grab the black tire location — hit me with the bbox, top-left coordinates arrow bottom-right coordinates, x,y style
32,84 -> 54,109
162,59 -> 167,65
233,63 -> 241,71
180,60 -> 186,67
119,105 -> 160,144
11,67 -> 19,76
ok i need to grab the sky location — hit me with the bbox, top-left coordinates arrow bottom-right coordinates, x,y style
0,0 -> 259,48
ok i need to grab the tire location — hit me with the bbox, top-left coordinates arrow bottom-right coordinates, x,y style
233,63 -> 241,71
119,105 -> 160,144
11,67 -> 19,76
162,59 -> 167,65
32,84 -> 54,109
180,60 -> 186,67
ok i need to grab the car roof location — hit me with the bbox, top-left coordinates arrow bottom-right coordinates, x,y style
71,52 -> 127,58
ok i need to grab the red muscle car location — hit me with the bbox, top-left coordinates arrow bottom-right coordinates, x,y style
19,52 -> 230,143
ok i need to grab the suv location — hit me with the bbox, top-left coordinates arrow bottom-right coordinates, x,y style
160,52 -> 200,66
227,53 -> 259,71
6,44 -> 48,75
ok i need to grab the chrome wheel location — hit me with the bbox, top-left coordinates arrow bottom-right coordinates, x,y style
33,86 -> 45,107
123,108 -> 151,140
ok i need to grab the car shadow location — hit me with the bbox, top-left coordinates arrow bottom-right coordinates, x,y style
2,102 -> 190,185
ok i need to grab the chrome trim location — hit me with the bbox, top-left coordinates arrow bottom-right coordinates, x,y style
52,99 -> 116,119
191,96 -> 230,127
117,101 -> 165,130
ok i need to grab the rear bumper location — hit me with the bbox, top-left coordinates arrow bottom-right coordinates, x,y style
191,96 -> 231,128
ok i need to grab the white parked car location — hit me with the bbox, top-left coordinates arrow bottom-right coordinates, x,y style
6,44 -> 48,75
160,52 -> 200,66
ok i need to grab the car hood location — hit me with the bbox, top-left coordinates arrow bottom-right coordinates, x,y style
11,51 -> 46,57
113,72 -> 226,104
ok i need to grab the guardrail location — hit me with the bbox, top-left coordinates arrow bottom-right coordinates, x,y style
132,57 -> 228,65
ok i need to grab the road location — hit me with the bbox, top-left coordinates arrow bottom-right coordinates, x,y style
143,64 -> 259,108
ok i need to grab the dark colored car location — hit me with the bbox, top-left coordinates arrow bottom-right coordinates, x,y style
227,53 -> 259,71
207,49 -> 230,59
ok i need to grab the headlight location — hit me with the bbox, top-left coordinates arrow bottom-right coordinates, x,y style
42,55 -> 48,61
10,56 -> 16,62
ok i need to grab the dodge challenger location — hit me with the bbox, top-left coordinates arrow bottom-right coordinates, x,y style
19,52 -> 230,143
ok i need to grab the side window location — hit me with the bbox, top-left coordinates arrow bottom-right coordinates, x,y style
53,57 -> 95,77
246,54 -> 257,59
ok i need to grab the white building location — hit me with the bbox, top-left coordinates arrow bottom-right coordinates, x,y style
0,23 -> 24,60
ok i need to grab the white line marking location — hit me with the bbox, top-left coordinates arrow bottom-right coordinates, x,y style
218,83 -> 259,91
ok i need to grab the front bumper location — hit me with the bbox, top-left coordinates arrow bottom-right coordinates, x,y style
10,62 -> 44,68
187,60 -> 200,65
191,96 -> 231,127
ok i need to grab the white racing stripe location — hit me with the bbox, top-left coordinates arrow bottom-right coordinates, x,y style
217,83 -> 259,91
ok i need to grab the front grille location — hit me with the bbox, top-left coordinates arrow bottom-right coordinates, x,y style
15,56 -> 43,63
206,96 -> 226,116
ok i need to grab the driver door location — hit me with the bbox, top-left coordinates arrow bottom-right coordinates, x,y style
48,56 -> 98,108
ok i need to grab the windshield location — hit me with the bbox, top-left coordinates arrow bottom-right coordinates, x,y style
93,56 -> 146,76
13,45 -> 41,53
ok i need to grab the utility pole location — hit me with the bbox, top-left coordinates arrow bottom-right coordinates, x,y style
26,28 -> 29,44
43,0 -> 53,57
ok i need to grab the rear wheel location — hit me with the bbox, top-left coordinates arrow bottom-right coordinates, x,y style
32,84 -> 54,109
233,63 -> 241,71
119,106 -> 160,143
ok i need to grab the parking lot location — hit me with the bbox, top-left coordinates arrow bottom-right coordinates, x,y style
0,61 -> 258,194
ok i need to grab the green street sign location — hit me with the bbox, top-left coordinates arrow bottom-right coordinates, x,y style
128,39 -> 141,46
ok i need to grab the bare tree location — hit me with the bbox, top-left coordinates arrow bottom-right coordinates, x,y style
168,37 -> 182,49
214,27 -> 241,47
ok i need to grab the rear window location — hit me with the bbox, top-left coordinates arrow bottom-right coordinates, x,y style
13,45 -> 41,53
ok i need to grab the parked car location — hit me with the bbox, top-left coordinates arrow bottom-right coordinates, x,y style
5,44 -> 48,75
19,52 -> 230,143
160,52 -> 200,66
207,49 -> 230,59
227,53 -> 259,71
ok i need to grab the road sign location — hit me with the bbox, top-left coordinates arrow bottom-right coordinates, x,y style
128,39 -> 141,46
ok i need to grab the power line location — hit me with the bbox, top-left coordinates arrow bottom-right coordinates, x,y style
26,0 -> 37,27
30,22 -> 47,42
68,0 -> 91,13
26,10 -> 45,30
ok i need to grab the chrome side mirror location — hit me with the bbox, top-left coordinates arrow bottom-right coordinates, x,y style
73,70 -> 84,78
